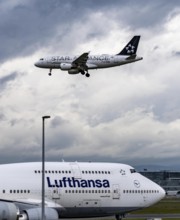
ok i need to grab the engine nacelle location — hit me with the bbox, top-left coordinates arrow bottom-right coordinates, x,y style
68,69 -> 80,74
0,201 -> 19,220
60,63 -> 72,70
19,208 -> 58,220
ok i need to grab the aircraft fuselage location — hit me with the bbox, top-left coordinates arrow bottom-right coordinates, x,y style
0,162 -> 165,219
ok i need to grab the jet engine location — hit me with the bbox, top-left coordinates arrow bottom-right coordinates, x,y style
60,63 -> 72,70
68,69 -> 80,74
19,208 -> 59,220
0,202 -> 59,220
0,201 -> 19,220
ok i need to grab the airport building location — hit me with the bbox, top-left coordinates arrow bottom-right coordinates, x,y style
140,170 -> 180,194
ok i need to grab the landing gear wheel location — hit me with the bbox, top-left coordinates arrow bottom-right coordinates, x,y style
80,70 -> 85,75
115,214 -> 125,220
85,73 -> 90,77
48,69 -> 52,76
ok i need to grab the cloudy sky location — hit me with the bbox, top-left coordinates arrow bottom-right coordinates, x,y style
1,0 -> 180,170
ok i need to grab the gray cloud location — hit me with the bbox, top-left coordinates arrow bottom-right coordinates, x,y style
50,116 -> 67,128
0,72 -> 18,91
1,0 -> 179,61
0,0 -> 180,170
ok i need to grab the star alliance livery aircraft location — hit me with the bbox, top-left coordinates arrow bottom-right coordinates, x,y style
0,162 -> 165,220
34,36 -> 143,77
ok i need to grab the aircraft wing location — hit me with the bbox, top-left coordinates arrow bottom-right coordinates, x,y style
72,52 -> 89,70
0,198 -> 63,210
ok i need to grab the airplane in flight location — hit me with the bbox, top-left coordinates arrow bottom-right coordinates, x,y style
34,36 -> 143,77
0,161 -> 165,220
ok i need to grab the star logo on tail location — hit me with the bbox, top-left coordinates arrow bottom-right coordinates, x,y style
126,44 -> 135,54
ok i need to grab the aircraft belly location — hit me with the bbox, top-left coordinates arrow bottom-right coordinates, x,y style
59,206 -> 139,218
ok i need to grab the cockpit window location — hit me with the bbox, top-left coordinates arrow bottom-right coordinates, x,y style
130,169 -> 136,173
40,58 -> 44,61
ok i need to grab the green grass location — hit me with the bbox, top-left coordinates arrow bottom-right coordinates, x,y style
101,198 -> 180,220
131,197 -> 180,214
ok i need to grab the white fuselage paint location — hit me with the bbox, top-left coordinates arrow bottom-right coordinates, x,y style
0,162 -> 165,218
34,54 -> 143,71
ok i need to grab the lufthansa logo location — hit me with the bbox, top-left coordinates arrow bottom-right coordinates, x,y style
134,180 -> 140,188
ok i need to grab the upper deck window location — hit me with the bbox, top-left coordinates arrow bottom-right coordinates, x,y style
40,58 -> 44,61
130,169 -> 136,173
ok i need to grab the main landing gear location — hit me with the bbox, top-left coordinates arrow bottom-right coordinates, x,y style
48,69 -> 52,76
115,214 -> 125,220
80,70 -> 90,77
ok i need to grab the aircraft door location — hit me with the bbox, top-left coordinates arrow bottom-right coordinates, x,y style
112,184 -> 120,199
70,163 -> 82,179
52,188 -> 61,202
143,194 -> 149,206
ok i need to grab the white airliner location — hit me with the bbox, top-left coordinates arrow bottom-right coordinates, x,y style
34,36 -> 143,77
0,162 -> 165,220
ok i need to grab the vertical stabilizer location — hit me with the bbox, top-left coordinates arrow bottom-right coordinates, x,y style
117,36 -> 141,55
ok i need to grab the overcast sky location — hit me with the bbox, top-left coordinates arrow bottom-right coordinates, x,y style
1,0 -> 180,170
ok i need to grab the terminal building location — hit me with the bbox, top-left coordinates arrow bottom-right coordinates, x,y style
140,170 -> 180,195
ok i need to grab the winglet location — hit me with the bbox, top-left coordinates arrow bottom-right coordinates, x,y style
117,36 -> 141,56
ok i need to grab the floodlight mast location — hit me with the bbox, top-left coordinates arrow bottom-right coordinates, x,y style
42,116 -> 51,220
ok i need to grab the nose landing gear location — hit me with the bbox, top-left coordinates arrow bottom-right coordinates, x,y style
48,69 -> 52,76
115,214 -> 125,220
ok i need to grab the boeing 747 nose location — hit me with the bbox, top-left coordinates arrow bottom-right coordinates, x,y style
159,185 -> 166,200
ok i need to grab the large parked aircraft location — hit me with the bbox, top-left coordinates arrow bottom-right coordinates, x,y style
0,161 -> 165,220
34,36 -> 143,77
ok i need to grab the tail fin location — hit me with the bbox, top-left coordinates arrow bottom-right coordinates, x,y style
117,36 -> 141,56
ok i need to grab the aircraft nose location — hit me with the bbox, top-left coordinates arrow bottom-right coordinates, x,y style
34,61 -> 40,67
159,186 -> 166,200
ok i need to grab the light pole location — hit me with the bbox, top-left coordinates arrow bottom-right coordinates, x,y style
42,116 -> 51,220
